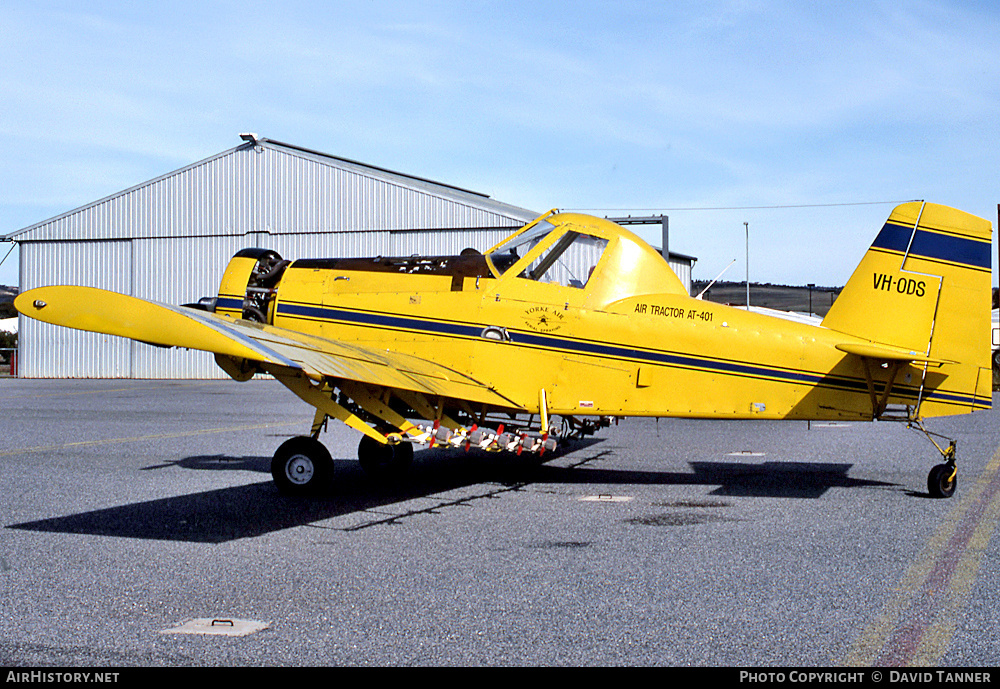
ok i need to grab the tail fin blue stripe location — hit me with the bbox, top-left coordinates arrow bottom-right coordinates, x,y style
872,222 -> 990,270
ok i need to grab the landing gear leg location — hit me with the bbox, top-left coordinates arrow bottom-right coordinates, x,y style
927,440 -> 957,499
910,419 -> 958,499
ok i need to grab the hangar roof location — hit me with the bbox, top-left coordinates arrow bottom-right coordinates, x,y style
3,135 -> 537,243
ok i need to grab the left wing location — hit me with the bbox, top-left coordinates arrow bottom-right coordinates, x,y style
15,285 -> 521,408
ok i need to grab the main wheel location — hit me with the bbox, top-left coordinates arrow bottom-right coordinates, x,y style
927,463 -> 957,499
271,436 -> 334,495
358,435 -> 413,479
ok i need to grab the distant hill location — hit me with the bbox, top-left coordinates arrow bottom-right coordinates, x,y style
693,281 -> 842,318
0,285 -> 17,319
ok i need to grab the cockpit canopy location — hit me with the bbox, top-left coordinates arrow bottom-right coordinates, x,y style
487,220 -> 609,289
485,212 -> 687,307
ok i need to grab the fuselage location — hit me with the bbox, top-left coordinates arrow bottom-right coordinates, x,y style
213,212 -> 978,421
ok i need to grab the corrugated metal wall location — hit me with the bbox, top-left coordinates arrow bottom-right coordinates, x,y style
130,235 -> 249,378
20,241 -> 133,377
669,259 -> 692,291
14,140 -> 536,378
388,228 -> 510,257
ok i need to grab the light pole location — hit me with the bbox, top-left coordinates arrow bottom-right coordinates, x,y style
744,221 -> 750,310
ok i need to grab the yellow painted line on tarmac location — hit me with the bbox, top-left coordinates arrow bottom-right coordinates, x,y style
841,445 -> 1000,666
0,421 -> 302,458
909,485 -> 1000,665
0,381 -> 218,400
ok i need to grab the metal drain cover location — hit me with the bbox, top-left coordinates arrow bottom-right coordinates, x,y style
580,494 -> 633,502
159,618 -> 269,637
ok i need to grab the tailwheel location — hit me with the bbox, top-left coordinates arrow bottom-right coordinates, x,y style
927,462 -> 957,499
910,421 -> 958,499
358,435 -> 414,480
272,436 -> 334,495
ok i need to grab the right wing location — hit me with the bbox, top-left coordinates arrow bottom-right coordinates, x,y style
15,285 -> 521,409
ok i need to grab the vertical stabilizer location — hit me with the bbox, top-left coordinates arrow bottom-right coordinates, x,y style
822,202 -> 992,416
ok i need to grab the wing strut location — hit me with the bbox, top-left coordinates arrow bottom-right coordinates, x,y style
338,381 -> 425,440
268,368 -> 396,446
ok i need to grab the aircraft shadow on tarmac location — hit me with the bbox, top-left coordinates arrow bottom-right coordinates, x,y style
7,445 -> 896,544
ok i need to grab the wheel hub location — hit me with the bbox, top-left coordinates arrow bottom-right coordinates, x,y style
285,454 -> 315,485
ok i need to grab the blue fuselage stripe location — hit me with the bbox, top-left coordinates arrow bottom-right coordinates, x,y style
280,303 -> 482,338
275,301 -> 986,408
216,297 -> 243,310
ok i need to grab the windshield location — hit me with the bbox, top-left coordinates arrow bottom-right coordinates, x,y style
519,232 -> 608,288
486,221 -> 555,274
487,221 -> 609,289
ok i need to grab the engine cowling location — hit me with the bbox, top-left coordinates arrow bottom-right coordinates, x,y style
215,248 -> 290,324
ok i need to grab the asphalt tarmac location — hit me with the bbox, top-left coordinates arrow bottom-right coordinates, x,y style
1,378 -> 998,667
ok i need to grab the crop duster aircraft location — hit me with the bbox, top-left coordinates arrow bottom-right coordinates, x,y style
15,201 -> 993,499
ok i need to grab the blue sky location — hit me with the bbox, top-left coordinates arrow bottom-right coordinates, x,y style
1,0 -> 998,289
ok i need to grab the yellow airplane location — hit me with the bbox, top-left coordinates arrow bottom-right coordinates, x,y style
15,201 -> 992,499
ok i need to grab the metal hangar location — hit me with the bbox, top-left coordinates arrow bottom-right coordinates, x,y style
4,134 -> 539,378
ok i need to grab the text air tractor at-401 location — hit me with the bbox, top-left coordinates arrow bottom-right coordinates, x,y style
16,202 -> 992,498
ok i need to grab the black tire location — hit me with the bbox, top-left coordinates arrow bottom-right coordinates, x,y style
358,435 -> 413,479
271,436 -> 334,495
927,463 -> 957,499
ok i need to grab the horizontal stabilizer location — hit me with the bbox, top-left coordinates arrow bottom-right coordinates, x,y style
835,342 -> 955,366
